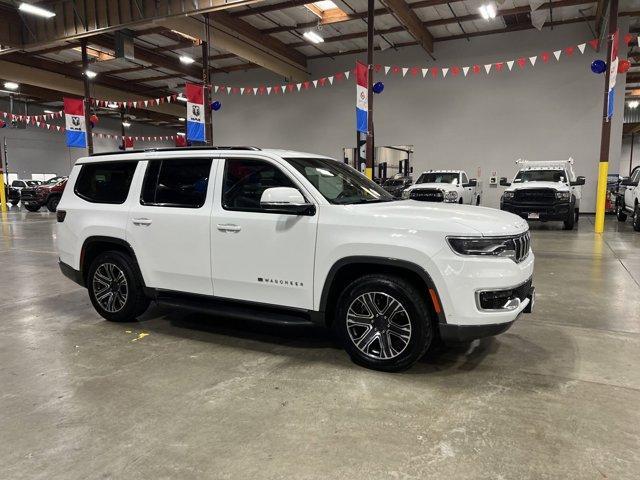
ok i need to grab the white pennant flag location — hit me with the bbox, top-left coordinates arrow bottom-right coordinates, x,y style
328,76 -> 334,84
253,87 -> 258,95
385,66 -> 391,75
577,43 -> 586,54
133,101 -> 138,107
214,86 -> 219,93
529,56 -> 537,66
462,66 -> 470,77
402,67 -> 408,77
484,64 -> 492,74
344,70 -> 350,79
144,100 -> 149,107
166,95 -> 172,102
227,87 -> 232,94
442,67 -> 449,77
267,87 -> 272,95
422,68 -> 428,77
296,83 -> 302,91
281,85 -> 287,93
313,80 -> 318,87
507,60 -> 515,71
553,50 -> 562,61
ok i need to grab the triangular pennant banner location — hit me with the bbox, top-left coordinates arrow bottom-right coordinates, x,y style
402,67 -> 408,77
442,67 -> 449,77
385,66 -> 391,75
529,56 -> 537,66
421,68 -> 428,77
253,87 -> 258,95
507,60 -> 515,71
296,83 -> 302,91
553,50 -> 561,61
463,66 -> 470,76
267,87 -> 272,94
328,76 -> 334,84
451,66 -> 460,76
588,39 -> 599,50
344,70 -> 350,79
578,43 -> 586,54
313,80 -> 318,87
484,64 -> 492,74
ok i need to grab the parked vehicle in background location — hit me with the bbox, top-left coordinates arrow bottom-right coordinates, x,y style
382,176 -> 412,198
9,179 -> 42,206
615,166 -> 640,231
56,147 -> 534,372
4,184 -> 20,206
500,159 -> 585,230
21,176 -> 68,212
402,170 -> 480,205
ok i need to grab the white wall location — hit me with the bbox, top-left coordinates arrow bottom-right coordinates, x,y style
620,134 -> 640,177
211,23 -> 627,211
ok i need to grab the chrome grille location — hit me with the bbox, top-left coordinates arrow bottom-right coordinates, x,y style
509,231 -> 531,263
514,188 -> 556,204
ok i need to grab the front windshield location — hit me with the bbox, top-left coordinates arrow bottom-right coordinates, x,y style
416,172 -> 459,184
514,170 -> 566,183
26,181 -> 40,186
45,177 -> 62,184
284,157 -> 395,205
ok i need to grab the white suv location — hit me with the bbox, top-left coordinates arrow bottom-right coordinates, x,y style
56,147 -> 534,371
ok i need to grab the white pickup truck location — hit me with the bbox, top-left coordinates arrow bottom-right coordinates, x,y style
402,170 -> 481,205
500,159 -> 585,230
616,165 -> 640,231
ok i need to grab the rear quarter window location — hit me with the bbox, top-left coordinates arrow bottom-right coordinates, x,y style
74,161 -> 138,204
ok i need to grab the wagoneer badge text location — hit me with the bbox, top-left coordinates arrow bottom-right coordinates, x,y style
258,277 -> 304,287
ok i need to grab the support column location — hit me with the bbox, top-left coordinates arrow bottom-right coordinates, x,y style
120,108 -> 126,149
80,38 -> 94,155
202,17 -> 213,145
595,0 -> 618,233
630,132 -> 635,175
365,0 -> 375,179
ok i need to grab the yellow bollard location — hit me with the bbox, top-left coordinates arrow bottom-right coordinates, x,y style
594,161 -> 609,234
365,167 -> 373,180
0,170 -> 7,213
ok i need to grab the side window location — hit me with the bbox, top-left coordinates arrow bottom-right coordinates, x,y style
74,161 -> 137,204
141,158 -> 212,208
632,169 -> 640,183
222,158 -> 297,212
12,181 -> 24,188
461,173 -> 468,185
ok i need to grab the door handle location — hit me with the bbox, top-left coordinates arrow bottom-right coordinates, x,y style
217,223 -> 241,232
132,218 -> 152,226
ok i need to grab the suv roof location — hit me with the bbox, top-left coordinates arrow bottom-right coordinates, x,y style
419,170 -> 462,174
81,147 -> 333,164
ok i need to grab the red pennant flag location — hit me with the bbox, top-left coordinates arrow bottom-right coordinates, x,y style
410,66 -> 419,76
624,33 -> 633,45
430,67 -> 439,78
232,87 -> 240,95
318,77 -> 326,87
286,84 -> 295,93
541,52 -> 550,63
472,64 -> 481,74
303,81 -> 310,90
495,62 -> 504,71
335,72 -> 344,80
258,85 -> 266,95
517,57 -> 526,69
273,85 -> 282,94
374,64 -> 382,73
392,65 -> 401,74
451,66 -> 461,76
588,39 -> 599,50
565,46 -> 574,56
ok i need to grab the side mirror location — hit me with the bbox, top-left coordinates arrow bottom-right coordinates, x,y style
260,187 -> 315,215
499,177 -> 511,187
620,177 -> 638,187
467,179 -> 478,187
570,176 -> 586,186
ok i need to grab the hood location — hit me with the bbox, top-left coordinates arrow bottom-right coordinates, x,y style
342,201 -> 528,236
506,181 -> 570,192
406,182 -> 459,192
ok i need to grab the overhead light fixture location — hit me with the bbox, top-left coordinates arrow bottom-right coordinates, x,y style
43,109 -> 55,114
479,4 -> 497,20
177,95 -> 187,102
122,121 -> 131,127
178,117 -> 186,121
629,100 -> 639,109
177,132 -> 186,136
179,55 -> 195,64
85,70 -> 97,79
3,81 -> 19,90
303,31 -> 324,44
107,102 -> 119,109
18,2 -> 56,18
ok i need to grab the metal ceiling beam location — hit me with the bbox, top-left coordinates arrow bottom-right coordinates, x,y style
157,16 -> 308,81
378,0 -> 434,54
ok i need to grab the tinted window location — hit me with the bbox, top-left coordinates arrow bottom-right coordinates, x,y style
223,158 -> 296,211
75,161 -> 137,204
142,158 -> 212,208
417,172 -> 459,184
12,181 -> 25,187
514,170 -> 566,183
461,173 -> 468,184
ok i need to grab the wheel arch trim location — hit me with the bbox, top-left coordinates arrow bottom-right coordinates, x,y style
80,236 -> 146,287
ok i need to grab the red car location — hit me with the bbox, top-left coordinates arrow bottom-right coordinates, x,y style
21,176 -> 68,212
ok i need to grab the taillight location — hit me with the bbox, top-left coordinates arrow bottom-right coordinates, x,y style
56,210 -> 67,222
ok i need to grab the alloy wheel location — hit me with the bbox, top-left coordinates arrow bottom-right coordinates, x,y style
346,292 -> 412,360
92,263 -> 129,313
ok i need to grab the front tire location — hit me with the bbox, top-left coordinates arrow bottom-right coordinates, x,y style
563,206 -> 575,230
87,251 -> 150,322
335,274 -> 433,372
46,196 -> 60,212
476,195 -> 481,206
10,200 -> 19,206
617,202 -> 628,222
24,203 -> 40,212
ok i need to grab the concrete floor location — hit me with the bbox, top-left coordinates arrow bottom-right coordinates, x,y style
1,207 -> 639,480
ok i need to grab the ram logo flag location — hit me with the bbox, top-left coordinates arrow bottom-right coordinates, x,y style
607,30 -> 619,120
185,83 -> 205,142
64,98 -> 86,148
356,61 -> 368,134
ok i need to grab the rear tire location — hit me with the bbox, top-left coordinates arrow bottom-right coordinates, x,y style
24,203 -> 40,212
575,208 -> 580,223
87,251 -> 150,322
10,200 -> 19,206
617,202 -> 628,222
335,274 -> 433,372
476,195 -> 481,206
634,203 -> 640,232
46,196 -> 60,212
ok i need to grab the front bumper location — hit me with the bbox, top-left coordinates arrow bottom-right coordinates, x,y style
501,200 -> 571,221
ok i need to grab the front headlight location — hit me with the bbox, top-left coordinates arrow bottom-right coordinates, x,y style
443,191 -> 458,203
402,190 -> 410,199
448,236 -> 516,259
555,191 -> 570,201
502,191 -> 515,200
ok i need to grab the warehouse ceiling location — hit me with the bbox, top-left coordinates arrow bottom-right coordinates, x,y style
0,0 -> 638,128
